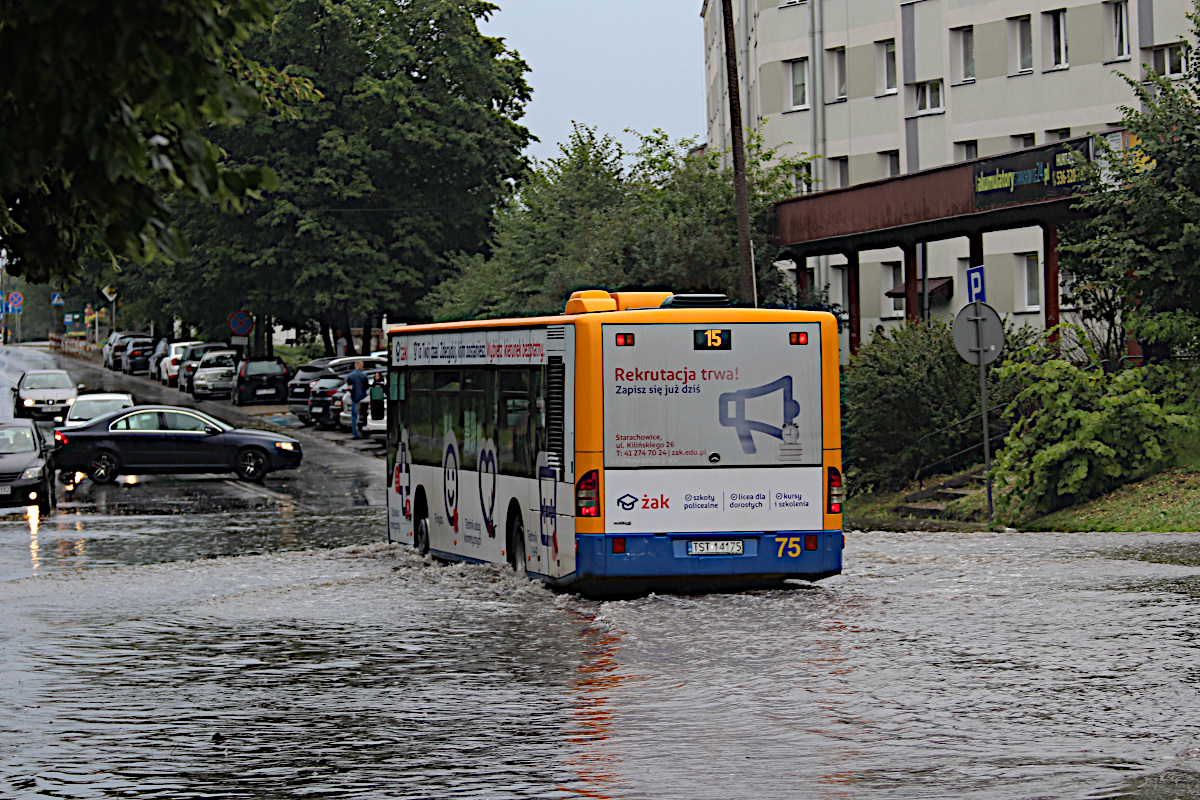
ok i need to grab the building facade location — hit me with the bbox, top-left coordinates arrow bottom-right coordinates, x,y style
701,0 -> 1192,350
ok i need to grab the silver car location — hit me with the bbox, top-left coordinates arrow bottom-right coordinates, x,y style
191,350 -> 239,399
63,393 -> 135,429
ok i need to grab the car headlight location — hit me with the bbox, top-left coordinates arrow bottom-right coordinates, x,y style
22,398 -> 33,407
66,397 -> 75,405
275,441 -> 296,451
21,467 -> 41,480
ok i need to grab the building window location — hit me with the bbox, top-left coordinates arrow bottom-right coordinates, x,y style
793,162 -> 813,194
1048,127 -> 1071,140
1047,10 -> 1068,68
953,27 -> 976,82
880,150 -> 901,177
878,39 -> 897,94
790,58 -> 809,108
830,156 -> 849,188
1151,44 -> 1187,78
1023,254 -> 1040,309
885,262 -> 903,314
1113,1 -> 1130,59
1011,16 -> 1034,73
1014,133 -> 1036,148
915,80 -> 943,112
830,47 -> 847,100
956,140 -> 979,161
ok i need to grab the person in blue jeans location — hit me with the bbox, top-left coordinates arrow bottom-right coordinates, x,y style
347,361 -> 369,439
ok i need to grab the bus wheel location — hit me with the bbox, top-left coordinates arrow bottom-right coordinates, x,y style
507,510 -> 526,575
414,516 -> 430,556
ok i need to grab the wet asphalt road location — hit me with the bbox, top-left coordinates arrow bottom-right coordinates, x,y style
2,346 -> 1200,799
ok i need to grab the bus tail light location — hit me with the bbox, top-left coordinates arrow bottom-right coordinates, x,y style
828,467 -> 844,514
789,332 -> 808,345
576,469 -> 600,517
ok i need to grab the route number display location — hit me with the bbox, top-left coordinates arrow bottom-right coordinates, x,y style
694,328 -> 731,350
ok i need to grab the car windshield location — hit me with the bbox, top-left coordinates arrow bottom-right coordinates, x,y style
201,353 -> 237,368
126,341 -> 153,351
0,427 -> 36,454
68,398 -> 132,421
247,361 -> 285,376
315,377 -> 342,389
23,373 -> 73,390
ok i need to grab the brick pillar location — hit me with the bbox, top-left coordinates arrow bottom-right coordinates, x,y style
903,242 -> 919,323
1042,224 -> 1060,339
846,250 -> 861,354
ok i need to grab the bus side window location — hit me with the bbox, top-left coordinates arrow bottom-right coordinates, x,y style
461,370 -> 488,471
531,366 -> 547,459
408,370 -> 435,465
498,369 -> 531,476
432,371 -> 461,464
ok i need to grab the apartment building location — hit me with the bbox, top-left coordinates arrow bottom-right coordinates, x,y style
702,0 -> 1192,347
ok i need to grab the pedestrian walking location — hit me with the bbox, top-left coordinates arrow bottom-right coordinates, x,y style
334,329 -> 348,357
347,360 -> 369,439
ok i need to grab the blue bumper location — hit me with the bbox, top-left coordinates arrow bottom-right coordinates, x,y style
575,531 -> 843,581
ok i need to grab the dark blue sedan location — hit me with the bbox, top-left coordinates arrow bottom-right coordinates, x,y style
53,405 -> 302,484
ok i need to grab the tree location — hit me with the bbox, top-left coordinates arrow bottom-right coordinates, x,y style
161,0 -> 532,351
0,0 -> 317,283
426,127 -> 811,321
1062,3 -> 1200,356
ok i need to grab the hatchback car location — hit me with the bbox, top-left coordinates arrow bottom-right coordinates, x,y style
191,350 -> 239,399
118,337 -> 155,374
231,357 -> 290,406
287,358 -> 336,424
102,331 -> 149,371
53,406 -> 303,483
177,343 -> 230,394
157,340 -> 202,386
12,370 -> 78,421
0,420 -> 56,513
63,393 -> 135,429
306,375 -> 346,429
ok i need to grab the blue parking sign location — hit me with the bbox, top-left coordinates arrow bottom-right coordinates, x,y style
967,266 -> 986,303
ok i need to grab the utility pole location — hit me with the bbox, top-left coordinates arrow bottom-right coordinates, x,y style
721,0 -> 757,307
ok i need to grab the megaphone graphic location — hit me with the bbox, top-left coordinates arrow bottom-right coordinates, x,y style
718,376 -> 800,454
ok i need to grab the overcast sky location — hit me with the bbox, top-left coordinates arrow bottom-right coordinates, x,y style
480,1 -> 708,163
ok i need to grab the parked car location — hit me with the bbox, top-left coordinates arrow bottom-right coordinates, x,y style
53,406 -> 303,483
147,339 -> 170,381
231,357 -> 290,406
327,355 -> 387,374
102,331 -> 150,371
177,343 -> 230,394
12,370 -> 79,421
118,337 -> 155,374
306,375 -> 346,429
336,369 -> 386,434
191,350 -> 239,399
0,419 -> 56,513
157,340 -> 202,386
63,393 -> 135,429
287,358 -> 336,425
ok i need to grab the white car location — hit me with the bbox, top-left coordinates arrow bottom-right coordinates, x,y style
62,393 -> 135,429
191,350 -> 239,399
157,341 -> 202,386
337,376 -> 386,436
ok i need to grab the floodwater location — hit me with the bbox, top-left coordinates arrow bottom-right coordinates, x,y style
4,519 -> 1200,799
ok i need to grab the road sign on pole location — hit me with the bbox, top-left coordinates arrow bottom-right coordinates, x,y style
967,266 -> 986,303
50,292 -> 64,306
953,301 -> 1005,523
101,286 -> 117,302
8,291 -> 23,309
229,310 -> 254,337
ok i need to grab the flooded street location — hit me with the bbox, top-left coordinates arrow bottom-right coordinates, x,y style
1,348 -> 1199,798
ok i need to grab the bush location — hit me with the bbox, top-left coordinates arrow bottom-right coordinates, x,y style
992,347 -> 1196,519
842,319 -> 1035,493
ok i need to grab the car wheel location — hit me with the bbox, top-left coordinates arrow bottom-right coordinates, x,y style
414,515 -> 430,556
231,389 -> 240,406
300,417 -> 313,427
37,479 -> 52,515
87,450 -> 120,485
235,448 -> 268,482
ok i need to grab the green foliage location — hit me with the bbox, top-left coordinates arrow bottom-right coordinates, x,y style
992,337 -> 1196,519
841,319 -> 1036,493
0,0 -> 319,283
120,0 -> 531,342
1061,0 -> 1200,354
425,126 -> 811,320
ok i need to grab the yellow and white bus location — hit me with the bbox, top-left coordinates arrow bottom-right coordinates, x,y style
386,290 -> 843,596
